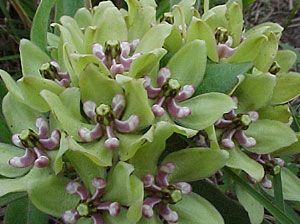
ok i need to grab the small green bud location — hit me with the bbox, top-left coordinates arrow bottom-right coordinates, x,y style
77,203 -> 89,216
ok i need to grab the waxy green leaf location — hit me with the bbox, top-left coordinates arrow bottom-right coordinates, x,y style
280,167 -> 300,202
275,50 -> 297,73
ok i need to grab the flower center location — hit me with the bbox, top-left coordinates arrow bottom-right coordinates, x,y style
215,27 -> 229,44
162,79 -> 181,97
77,203 -> 89,217
239,114 -> 252,127
161,12 -> 174,24
19,129 -> 39,148
104,40 -> 121,63
40,62 -> 59,80
95,104 -> 114,126
161,185 -> 183,205
269,61 -> 281,75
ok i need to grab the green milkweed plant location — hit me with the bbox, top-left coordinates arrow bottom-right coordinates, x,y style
1,0 -> 300,223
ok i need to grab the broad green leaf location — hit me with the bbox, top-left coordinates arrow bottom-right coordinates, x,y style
175,93 -> 236,130
186,17 -> 219,62
40,90 -> 92,139
273,133 -> 300,156
167,40 -> 207,87
163,148 -> 229,182
272,72 -> 300,104
164,26 -> 182,53
20,39 -> 50,77
66,151 -> 106,192
55,0 -> 84,21
226,2 -> 243,47
92,1 -> 115,27
254,32 -> 279,72
258,105 -> 292,124
245,22 -> 283,38
135,24 -> 172,53
171,193 -> 224,224
281,167 -> 300,202
0,69 -> 24,101
0,143 -> 30,178
137,216 -> 162,224
127,175 -> 144,222
236,185 -> 264,224
4,197 -> 48,224
28,175 -> 79,217
104,209 -> 136,224
234,73 -> 276,112
130,121 -> 197,178
226,147 -> 264,181
94,6 -> 128,44
275,50 -> 297,73
18,76 -> 64,112
53,132 -> 69,174
59,87 -> 82,120
0,192 -> 27,207
226,35 -> 267,64
31,0 -> 56,51
129,48 -> 167,78
2,93 -> 41,133
196,62 -> 252,95
74,8 -> 93,29
122,78 -> 155,129
203,5 -> 228,31
79,64 -> 122,105
245,119 -> 297,154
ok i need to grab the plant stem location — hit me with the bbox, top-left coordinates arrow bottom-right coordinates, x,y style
273,171 -> 285,224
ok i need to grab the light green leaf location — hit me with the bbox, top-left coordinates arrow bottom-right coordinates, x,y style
55,0 -> 85,22
59,87 -> 82,120
167,40 -> 207,87
245,22 -> 283,38
186,17 -> 219,62
31,0 -> 56,51
245,119 -> 297,154
130,121 -> 197,177
171,193 -> 224,224
273,133 -> 300,156
226,2 -> 243,47
226,147 -> 264,181
281,167 -> 300,202
129,48 -> 167,78
162,148 -> 229,182
135,24 -> 172,53
79,64 -> 122,105
2,93 -> 41,133
0,69 -> 24,101
196,62 -> 252,95
94,6 -> 128,44
272,72 -> 300,104
236,185 -> 264,224
234,73 -> 276,112
0,143 -> 30,178
258,105 -> 292,124
203,5 -> 228,31
74,8 -> 93,29
20,39 -> 50,77
275,50 -> 297,73
175,93 -> 236,130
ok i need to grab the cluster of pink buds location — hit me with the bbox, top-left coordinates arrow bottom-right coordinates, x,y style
40,61 -> 71,87
62,177 -> 121,224
144,68 -> 194,119
215,27 -> 235,59
215,103 -> 259,149
248,153 -> 285,189
142,163 -> 192,223
93,39 -> 140,77
78,94 -> 139,149
10,118 -> 61,168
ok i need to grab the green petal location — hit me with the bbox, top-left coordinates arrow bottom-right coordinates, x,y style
236,184 -> 264,224
94,6 -> 128,44
176,93 -> 236,130
2,93 -> 41,133
275,50 -> 297,73
245,119 -> 297,154
129,48 -> 167,78
0,143 -> 30,178
186,17 -> 218,62
130,121 -> 197,178
20,39 -> 50,77
226,147 -> 264,181
280,167 -> 300,201
226,35 -> 267,64
167,40 -> 207,87
135,24 -> 172,53
79,64 -> 122,105
162,148 -> 229,182
171,193 -> 224,224
271,72 -> 300,104
122,78 -> 155,128
234,73 -> 276,112
196,62 -> 252,95
40,90 -> 93,140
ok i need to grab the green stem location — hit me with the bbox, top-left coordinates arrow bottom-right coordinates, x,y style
203,0 -> 209,14
273,171 -> 285,224
224,167 -> 294,224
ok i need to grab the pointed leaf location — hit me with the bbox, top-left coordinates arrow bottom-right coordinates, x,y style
275,50 -> 297,73
281,167 -> 300,202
